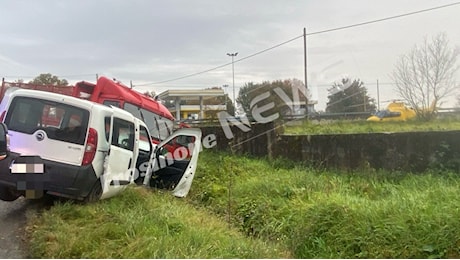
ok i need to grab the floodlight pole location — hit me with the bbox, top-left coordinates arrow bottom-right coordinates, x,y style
303,27 -> 309,117
227,52 -> 238,116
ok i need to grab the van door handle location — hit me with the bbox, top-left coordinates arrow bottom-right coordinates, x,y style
128,158 -> 132,169
97,149 -> 110,155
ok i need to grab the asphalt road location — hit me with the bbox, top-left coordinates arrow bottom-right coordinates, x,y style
0,198 -> 28,258
0,198 -> 51,258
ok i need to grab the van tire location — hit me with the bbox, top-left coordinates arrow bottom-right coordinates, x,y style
85,180 -> 102,203
0,185 -> 20,201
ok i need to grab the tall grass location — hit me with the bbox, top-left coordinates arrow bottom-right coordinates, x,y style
27,150 -> 460,258
27,187 -> 290,258
284,117 -> 460,135
188,150 -> 460,258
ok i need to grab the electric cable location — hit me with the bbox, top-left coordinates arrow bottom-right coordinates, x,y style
137,1 -> 460,86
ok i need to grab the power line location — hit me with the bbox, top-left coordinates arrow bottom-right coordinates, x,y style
135,64 -> 230,86
306,2 -> 460,36
137,1 -> 460,86
135,36 -> 303,86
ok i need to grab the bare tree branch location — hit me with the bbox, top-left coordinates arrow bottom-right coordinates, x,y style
392,32 -> 459,120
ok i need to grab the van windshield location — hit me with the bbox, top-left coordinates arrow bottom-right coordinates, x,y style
5,96 -> 89,145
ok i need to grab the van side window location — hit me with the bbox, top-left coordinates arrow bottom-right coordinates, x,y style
139,126 -> 151,153
112,118 -> 134,151
104,117 -> 111,141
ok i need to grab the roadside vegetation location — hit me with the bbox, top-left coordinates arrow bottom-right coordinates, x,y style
27,186 -> 290,258
28,149 -> 460,258
283,117 -> 460,135
189,151 -> 460,258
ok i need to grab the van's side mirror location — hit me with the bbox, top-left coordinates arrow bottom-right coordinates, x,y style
0,123 -> 9,160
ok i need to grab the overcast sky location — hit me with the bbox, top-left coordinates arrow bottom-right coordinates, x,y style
1,0 -> 459,110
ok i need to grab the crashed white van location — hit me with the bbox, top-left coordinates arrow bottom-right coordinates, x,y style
0,89 -> 201,202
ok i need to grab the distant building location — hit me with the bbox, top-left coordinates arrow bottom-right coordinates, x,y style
157,89 -> 226,120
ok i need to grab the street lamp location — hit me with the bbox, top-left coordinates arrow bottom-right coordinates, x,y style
227,52 -> 238,116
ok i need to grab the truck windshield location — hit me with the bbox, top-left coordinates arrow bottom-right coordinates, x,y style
123,102 -> 174,141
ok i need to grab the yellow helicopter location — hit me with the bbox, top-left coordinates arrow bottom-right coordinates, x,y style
367,101 -> 416,122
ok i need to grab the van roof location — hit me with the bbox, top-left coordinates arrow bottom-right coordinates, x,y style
6,88 -> 98,109
4,88 -> 147,125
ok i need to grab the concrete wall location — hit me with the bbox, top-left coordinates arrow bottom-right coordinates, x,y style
200,123 -> 460,172
200,122 -> 280,157
275,131 -> 460,171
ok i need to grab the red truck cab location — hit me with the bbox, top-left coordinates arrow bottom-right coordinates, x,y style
73,77 -> 176,144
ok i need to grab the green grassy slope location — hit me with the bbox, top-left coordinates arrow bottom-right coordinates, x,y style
28,150 -> 460,258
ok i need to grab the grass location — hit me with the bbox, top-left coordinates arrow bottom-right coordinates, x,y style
27,150 -> 460,258
188,151 -> 460,258
27,187 -> 290,259
283,117 -> 460,135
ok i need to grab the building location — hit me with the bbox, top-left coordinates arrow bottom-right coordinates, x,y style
157,89 -> 226,120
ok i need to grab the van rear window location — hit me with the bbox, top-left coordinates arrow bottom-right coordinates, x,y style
5,97 -> 89,145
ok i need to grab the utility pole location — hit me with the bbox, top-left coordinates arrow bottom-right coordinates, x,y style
227,52 -> 238,116
303,27 -> 308,117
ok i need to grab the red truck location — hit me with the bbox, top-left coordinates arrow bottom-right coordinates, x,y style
1,76 -> 177,143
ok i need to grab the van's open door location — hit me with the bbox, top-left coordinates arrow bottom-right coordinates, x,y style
143,128 -> 202,197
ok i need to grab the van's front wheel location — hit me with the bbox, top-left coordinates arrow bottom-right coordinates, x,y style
84,180 -> 102,203
0,184 -> 20,201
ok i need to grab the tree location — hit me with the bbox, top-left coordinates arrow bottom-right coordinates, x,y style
238,82 -> 261,113
29,73 -> 69,86
222,93 -> 235,117
326,77 -> 375,113
392,32 -> 459,121
237,79 -> 309,118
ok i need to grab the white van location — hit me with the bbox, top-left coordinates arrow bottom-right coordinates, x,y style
0,89 -> 202,201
